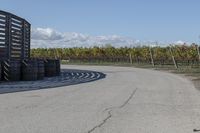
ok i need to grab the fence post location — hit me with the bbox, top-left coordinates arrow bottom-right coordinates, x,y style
129,53 -> 133,64
169,45 -> 178,69
196,45 -> 200,64
149,46 -> 155,67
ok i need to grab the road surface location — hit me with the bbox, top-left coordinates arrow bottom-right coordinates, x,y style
0,65 -> 200,133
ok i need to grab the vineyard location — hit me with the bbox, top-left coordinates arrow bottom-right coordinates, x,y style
31,44 -> 200,68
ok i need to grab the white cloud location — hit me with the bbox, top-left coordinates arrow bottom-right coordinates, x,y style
31,28 -> 63,40
31,27 -> 188,48
31,27 -> 140,48
174,40 -> 186,45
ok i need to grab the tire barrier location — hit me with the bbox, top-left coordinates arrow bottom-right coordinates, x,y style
2,60 -> 21,81
0,69 -> 106,94
37,59 -> 45,80
0,59 -> 60,82
21,60 -> 38,81
0,61 -> 2,81
55,59 -> 61,76
45,59 -> 57,77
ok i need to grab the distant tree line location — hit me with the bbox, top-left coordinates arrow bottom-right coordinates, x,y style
31,43 -> 200,66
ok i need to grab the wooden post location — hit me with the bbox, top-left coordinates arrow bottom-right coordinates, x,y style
149,46 -> 155,67
129,53 -> 133,64
54,48 -> 58,59
169,45 -> 178,69
196,45 -> 200,63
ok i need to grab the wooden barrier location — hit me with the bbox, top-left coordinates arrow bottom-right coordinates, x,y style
55,59 -> 60,76
0,10 -> 30,61
21,60 -> 38,81
37,59 -> 45,80
0,61 -> 1,81
44,59 -> 57,77
2,60 -> 21,81
0,10 -> 60,82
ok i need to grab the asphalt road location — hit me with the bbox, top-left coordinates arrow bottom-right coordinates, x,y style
0,65 -> 200,133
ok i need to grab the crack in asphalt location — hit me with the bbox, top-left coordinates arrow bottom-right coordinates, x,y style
119,88 -> 138,109
87,88 -> 138,133
87,111 -> 112,133
194,129 -> 200,132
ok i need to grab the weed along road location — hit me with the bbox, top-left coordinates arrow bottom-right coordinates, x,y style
0,65 -> 200,133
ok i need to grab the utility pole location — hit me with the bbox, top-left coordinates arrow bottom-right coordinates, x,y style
169,45 -> 178,69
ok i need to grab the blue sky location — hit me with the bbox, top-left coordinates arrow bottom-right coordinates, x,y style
1,0 -> 200,47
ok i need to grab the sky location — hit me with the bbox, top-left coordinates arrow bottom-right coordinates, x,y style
1,0 -> 200,47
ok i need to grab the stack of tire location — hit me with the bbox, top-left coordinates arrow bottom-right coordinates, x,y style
44,59 -> 57,77
37,59 -> 45,80
55,59 -> 61,76
21,59 -> 38,81
0,59 -> 60,82
2,60 -> 21,81
0,61 -> 2,81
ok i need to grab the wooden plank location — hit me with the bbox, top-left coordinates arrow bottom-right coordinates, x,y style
0,21 -> 5,25
0,25 -> 5,29
0,44 -> 5,47
11,26 -> 21,31
0,30 -> 5,34
0,25 -> 5,28
11,44 -> 22,48
11,43 -> 22,47
11,23 -> 22,29
11,48 -> 21,52
11,51 -> 21,55
12,36 -> 21,41
11,18 -> 22,25
11,32 -> 22,37
12,39 -> 22,44
0,38 -> 5,42
11,47 -> 21,51
11,32 -> 22,36
12,33 -> 21,37
0,34 -> 5,37
0,42 -> 5,45
11,27 -> 22,32
0,28 -> 5,31
0,15 -> 6,20
12,35 -> 21,40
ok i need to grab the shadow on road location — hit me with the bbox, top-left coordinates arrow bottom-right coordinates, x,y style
0,69 -> 106,94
